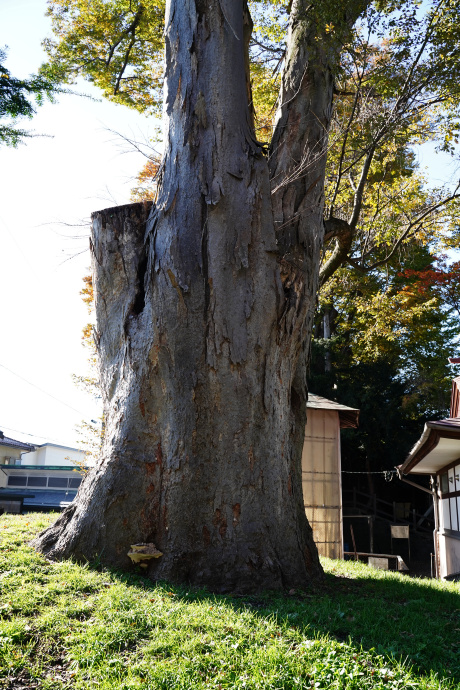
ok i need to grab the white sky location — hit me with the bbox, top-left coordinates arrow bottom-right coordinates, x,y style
0,1 -> 458,450
0,0 -> 158,448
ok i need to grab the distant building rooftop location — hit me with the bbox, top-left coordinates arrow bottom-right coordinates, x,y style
307,393 -> 359,429
0,431 -> 35,452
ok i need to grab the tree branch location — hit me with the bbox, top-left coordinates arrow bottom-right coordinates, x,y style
105,4 -> 144,87
319,217 -> 354,286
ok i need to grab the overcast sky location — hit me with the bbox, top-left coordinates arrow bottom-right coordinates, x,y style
0,0 -> 158,448
1,1 -> 458,451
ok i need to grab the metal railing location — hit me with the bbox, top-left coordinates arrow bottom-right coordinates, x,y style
343,488 -> 434,533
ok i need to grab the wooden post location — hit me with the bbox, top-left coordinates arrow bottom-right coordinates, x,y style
350,524 -> 358,561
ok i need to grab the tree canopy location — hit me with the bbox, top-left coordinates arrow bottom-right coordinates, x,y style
0,47 -> 59,146
41,0 -> 460,276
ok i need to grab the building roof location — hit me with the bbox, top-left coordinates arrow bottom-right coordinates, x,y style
1,466 -> 85,472
400,417 -> 460,475
0,432 -> 35,452
307,393 -> 359,429
34,442 -> 85,452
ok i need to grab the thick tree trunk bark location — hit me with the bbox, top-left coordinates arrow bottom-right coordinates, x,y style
33,0 -> 365,592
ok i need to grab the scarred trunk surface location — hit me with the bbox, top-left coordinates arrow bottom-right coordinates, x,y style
30,0 -> 349,591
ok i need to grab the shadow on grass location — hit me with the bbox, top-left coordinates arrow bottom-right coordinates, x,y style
86,560 -> 460,687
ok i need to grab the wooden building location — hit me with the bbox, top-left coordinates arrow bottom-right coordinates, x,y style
399,376 -> 460,579
302,394 -> 359,559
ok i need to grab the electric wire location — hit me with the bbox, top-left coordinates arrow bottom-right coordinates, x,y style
0,424 -> 66,445
0,363 -> 86,416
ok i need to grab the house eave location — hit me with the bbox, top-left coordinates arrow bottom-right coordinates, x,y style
400,419 -> 460,475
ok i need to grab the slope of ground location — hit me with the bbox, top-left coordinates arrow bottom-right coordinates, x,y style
0,513 -> 458,689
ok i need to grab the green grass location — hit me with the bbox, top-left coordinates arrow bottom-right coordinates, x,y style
0,513 -> 459,689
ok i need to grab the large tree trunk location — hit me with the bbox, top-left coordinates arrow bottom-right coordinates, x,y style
32,0 -> 363,592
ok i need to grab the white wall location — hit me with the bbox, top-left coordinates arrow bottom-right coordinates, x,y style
439,533 -> 460,579
22,444 -> 89,468
438,490 -> 460,578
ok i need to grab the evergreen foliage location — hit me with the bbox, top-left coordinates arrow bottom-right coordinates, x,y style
0,48 -> 59,147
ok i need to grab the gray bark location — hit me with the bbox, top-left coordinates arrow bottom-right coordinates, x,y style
33,0 -> 366,592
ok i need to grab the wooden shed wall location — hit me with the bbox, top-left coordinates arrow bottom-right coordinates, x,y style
302,409 -> 343,559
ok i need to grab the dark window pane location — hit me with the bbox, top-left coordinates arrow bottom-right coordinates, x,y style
27,476 -> 47,487
8,476 -> 27,487
68,477 -> 82,489
48,477 -> 68,488
441,473 -> 449,494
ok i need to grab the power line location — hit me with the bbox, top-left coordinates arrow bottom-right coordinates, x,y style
0,362 -> 86,416
0,424 -> 65,445
341,470 -> 397,475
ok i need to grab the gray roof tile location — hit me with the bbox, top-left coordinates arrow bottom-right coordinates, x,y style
0,434 -> 35,452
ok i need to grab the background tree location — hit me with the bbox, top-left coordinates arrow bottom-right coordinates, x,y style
320,0 -> 460,285
41,0 -> 165,113
72,274 -> 105,465
0,47 -> 59,146
310,246 -> 460,498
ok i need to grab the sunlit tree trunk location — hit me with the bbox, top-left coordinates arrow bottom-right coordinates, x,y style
33,0 -> 366,592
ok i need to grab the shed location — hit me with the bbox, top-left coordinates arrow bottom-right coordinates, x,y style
399,377 -> 460,579
302,393 -> 359,559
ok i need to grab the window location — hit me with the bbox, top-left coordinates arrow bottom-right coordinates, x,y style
439,463 -> 460,535
68,477 -> 82,489
441,472 -> 449,494
48,477 -> 68,488
27,477 -> 47,487
7,476 -> 27,487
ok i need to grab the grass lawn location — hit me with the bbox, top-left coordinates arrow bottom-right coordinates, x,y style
0,513 -> 459,689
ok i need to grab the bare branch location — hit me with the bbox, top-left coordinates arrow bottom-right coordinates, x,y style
329,73 -> 364,218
